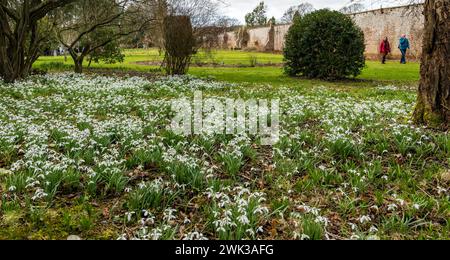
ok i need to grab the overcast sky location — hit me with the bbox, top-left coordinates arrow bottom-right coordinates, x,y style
219,0 -> 412,23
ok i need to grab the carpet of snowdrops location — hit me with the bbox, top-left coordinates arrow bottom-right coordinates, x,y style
0,73 -> 448,240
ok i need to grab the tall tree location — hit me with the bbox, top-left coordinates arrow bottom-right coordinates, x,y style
245,1 -> 268,27
145,0 -> 220,53
281,2 -> 315,23
339,3 -> 366,14
54,0 -> 151,73
163,15 -> 195,75
0,0 -> 75,82
146,0 -> 222,73
414,0 -> 450,126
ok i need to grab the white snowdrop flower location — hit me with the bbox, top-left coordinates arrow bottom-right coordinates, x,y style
253,206 -> 268,215
396,198 -> 406,206
369,226 -> 379,233
8,186 -> 16,192
126,212 -> 135,222
437,186 -> 447,195
413,204 -> 421,210
256,226 -> 264,234
117,234 -> 127,240
387,204 -> 398,211
183,232 -> 208,241
150,229 -> 162,240
300,234 -> 310,240
382,175 -> 389,181
237,215 -> 250,225
315,216 -> 329,227
370,205 -> 379,211
31,188 -> 48,201
246,229 -> 255,236
358,215 -> 371,224
183,218 -> 191,224
217,227 -> 226,233
163,208 -> 177,222
350,234 -> 361,240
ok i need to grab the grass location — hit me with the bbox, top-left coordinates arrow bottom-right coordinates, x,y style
34,48 -> 420,85
2,49 -> 448,241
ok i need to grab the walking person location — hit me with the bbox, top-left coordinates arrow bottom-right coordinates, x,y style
398,34 -> 410,64
379,37 -> 391,64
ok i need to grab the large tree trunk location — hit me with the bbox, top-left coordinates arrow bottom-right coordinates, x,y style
414,0 -> 450,127
68,48 -> 85,74
74,59 -> 84,74
0,0 -> 76,82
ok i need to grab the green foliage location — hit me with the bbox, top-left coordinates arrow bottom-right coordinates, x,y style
126,180 -> 178,212
218,153 -> 244,179
87,31 -> 125,67
167,162 -> 205,191
301,217 -> 324,240
283,9 -> 365,79
245,2 -> 268,27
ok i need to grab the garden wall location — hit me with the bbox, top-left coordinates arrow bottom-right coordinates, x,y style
220,4 -> 424,60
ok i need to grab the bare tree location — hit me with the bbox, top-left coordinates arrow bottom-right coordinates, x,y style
0,0 -> 76,82
281,2 -> 315,24
339,3 -> 367,14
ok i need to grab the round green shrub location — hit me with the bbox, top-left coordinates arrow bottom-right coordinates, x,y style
283,9 -> 365,79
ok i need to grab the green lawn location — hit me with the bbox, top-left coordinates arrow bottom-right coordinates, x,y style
36,48 -> 284,67
35,48 -> 420,85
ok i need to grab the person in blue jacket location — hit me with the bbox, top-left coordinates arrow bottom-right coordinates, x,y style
398,34 -> 410,64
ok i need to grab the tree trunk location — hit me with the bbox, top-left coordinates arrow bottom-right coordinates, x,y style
68,48 -> 85,74
0,0 -> 76,82
414,0 -> 450,127
74,59 -> 84,74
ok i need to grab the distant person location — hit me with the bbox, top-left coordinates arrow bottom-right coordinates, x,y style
379,37 -> 391,64
398,34 -> 410,64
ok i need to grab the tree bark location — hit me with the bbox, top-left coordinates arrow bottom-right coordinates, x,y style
0,0 -> 76,82
414,0 -> 450,127
68,48 -> 86,74
74,59 -> 83,74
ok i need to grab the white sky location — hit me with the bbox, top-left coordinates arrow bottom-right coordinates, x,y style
218,0 -> 413,23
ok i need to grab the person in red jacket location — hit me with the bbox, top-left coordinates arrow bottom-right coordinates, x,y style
379,37 -> 391,64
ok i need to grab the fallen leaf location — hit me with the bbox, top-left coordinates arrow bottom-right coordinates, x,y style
103,207 -> 110,218
441,170 -> 450,182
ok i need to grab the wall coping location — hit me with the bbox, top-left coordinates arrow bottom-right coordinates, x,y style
228,3 -> 424,32
347,3 -> 423,16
